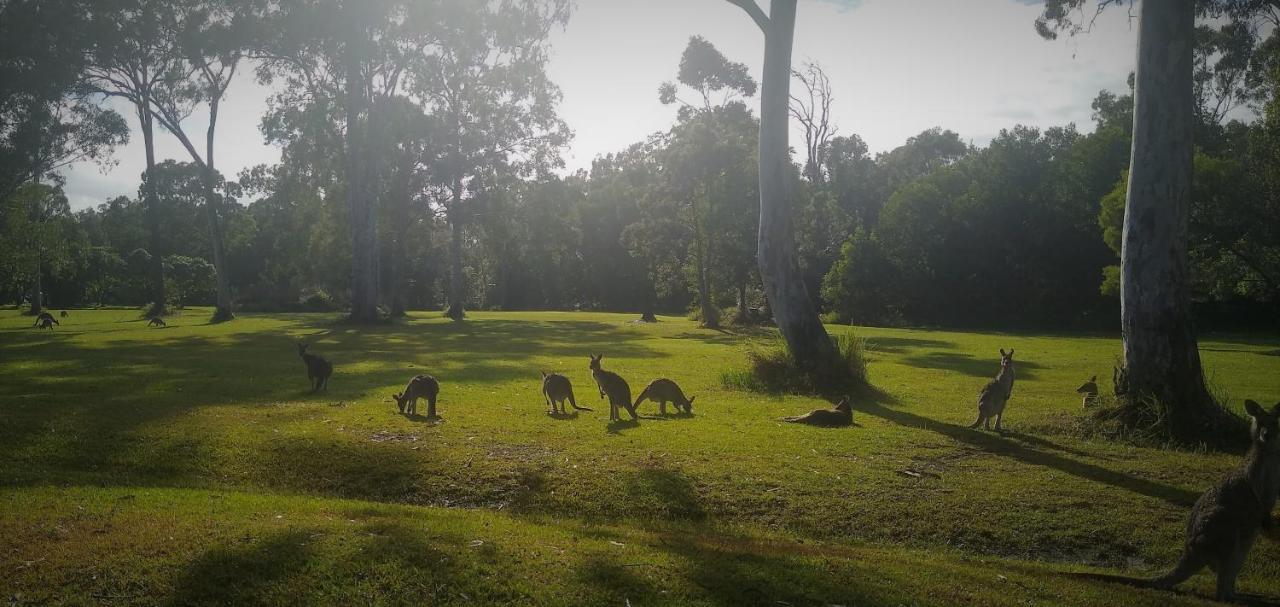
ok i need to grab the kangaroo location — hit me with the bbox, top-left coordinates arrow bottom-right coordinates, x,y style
59,310 -> 68,318
969,348 -> 1015,432
634,378 -> 695,415
1149,400 -> 1280,601
781,396 -> 852,427
589,354 -> 637,422
147,316 -> 166,328
297,343 -> 333,392
32,312 -> 57,328
392,374 -> 439,418
1076,375 -> 1100,408
541,372 -> 591,415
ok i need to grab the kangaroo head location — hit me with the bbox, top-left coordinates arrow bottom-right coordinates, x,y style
1245,400 -> 1280,449
297,343 -> 308,357
589,354 -> 602,371
834,396 -> 851,413
685,396 -> 695,411
999,349 -> 1014,368
541,370 -> 548,379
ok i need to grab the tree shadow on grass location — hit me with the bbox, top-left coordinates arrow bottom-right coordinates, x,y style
859,401 -> 1199,508
169,529 -> 315,605
902,351 -> 1043,379
863,336 -> 959,354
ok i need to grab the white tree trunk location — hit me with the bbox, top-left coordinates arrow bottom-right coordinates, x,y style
756,0 -> 835,365
1121,0 -> 1215,437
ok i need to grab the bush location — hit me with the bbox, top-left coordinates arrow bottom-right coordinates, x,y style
299,288 -> 338,312
722,330 -> 869,396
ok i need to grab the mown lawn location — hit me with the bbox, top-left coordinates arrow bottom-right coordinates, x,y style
2,308 -> 1279,606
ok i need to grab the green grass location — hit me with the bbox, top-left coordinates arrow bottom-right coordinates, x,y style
3,308 -> 1280,605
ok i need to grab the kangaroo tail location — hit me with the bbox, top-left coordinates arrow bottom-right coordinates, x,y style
1148,551 -> 1202,590
632,388 -> 649,410
570,403 -> 593,411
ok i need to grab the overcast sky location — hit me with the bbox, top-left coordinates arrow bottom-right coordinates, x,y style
60,0 -> 1139,210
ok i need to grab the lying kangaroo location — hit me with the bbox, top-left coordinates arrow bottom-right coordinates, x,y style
781,396 -> 852,427
32,312 -> 57,328
1076,375 -> 1100,408
297,343 -> 333,392
147,317 -> 166,328
1150,400 -> 1280,601
541,372 -> 591,415
589,354 -> 637,422
393,374 -> 439,418
634,378 -> 694,415
969,349 -> 1015,432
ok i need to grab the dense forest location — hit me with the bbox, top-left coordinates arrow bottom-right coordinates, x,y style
2,0 -> 1278,330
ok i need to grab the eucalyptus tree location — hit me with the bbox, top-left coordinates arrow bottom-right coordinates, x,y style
0,0 -> 129,313
410,0 -> 572,320
1036,0 -> 1244,440
146,0 -> 250,322
257,0 -> 430,322
79,0 -> 193,316
791,61 -> 836,184
659,36 -> 758,328
723,0 -> 836,366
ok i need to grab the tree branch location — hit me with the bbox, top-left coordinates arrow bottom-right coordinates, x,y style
724,0 -> 769,34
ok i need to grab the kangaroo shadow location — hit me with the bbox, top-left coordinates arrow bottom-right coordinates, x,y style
860,401 -> 1199,507
401,412 -> 443,424
547,411 -> 580,421
1065,572 -> 1280,606
605,419 -> 641,434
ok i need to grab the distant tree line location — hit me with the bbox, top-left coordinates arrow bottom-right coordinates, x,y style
2,0 -> 1278,331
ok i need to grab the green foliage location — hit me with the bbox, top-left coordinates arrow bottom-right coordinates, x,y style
722,330 -> 868,396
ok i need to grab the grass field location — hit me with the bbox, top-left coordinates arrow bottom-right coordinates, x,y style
3,308 -> 1280,606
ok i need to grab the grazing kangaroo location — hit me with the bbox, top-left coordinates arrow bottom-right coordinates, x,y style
589,354 -> 637,422
781,396 -> 852,427
1149,400 -> 1280,602
541,372 -> 591,415
147,317 -> 166,328
969,349 -> 1015,431
297,343 -> 333,392
634,378 -> 695,415
59,310 -> 68,318
392,374 -> 439,418
32,312 -> 57,328
1077,375 -> 1100,408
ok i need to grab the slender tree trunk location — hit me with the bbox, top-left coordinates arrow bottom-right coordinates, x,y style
756,0 -> 834,364
204,96 -> 234,323
140,105 -> 166,317
30,259 -> 43,316
1121,0 -> 1220,440
693,216 -> 719,328
736,275 -> 748,323
344,15 -> 379,323
389,224 -> 408,317
446,194 -> 466,320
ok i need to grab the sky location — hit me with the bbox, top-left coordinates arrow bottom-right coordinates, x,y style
59,0 -> 1140,210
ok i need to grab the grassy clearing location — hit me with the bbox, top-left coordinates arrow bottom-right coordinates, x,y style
3,309 -> 1280,605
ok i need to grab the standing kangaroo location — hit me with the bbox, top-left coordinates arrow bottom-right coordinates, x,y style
781,396 -> 852,427
541,372 -> 591,415
1150,400 -> 1280,601
297,343 -> 333,392
1076,375 -> 1100,408
589,354 -> 637,422
969,349 -> 1015,431
633,378 -> 695,415
392,374 -> 439,418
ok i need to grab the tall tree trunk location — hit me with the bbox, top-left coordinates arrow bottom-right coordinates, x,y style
204,96 -> 234,323
389,225 -> 408,317
344,14 -> 379,323
756,0 -> 834,364
446,195 -> 466,320
30,259 -> 43,316
140,105 -> 166,317
1121,0 -> 1219,440
640,270 -> 658,322
693,215 -> 719,328
736,274 -> 748,323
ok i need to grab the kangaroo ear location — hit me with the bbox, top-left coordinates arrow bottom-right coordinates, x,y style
1246,400 -> 1264,418
1000,349 -> 1007,357
688,396 -> 696,405
1008,349 -> 1014,356
1272,402 -> 1280,416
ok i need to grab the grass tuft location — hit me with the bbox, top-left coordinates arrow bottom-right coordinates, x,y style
721,330 -> 868,397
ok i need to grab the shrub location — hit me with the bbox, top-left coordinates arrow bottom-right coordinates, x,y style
722,330 -> 869,396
